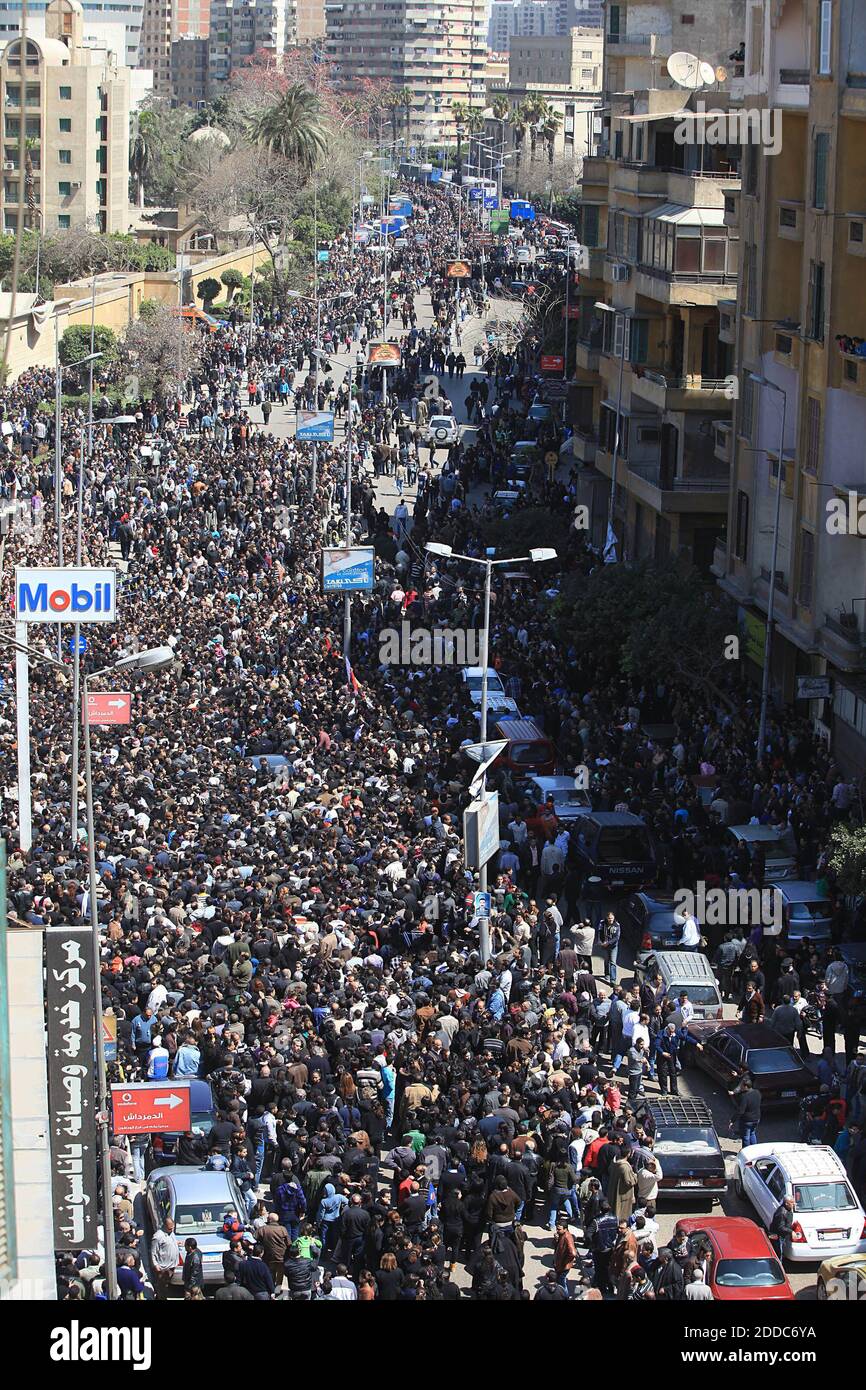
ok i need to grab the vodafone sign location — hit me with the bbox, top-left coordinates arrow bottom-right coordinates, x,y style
111,1082 -> 191,1134
15,566 -> 117,624
85,691 -> 132,726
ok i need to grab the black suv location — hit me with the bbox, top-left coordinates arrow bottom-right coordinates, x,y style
570,812 -> 657,891
641,1097 -> 727,1203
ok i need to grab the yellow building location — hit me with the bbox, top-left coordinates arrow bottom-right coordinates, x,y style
570,0 -> 746,567
0,0 -> 130,236
715,0 -> 866,769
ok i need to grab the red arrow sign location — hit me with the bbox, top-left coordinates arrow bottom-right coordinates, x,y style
85,691 -> 132,726
110,1082 -> 191,1134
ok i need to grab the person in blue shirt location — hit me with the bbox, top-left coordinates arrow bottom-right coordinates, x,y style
173,1034 -> 201,1078
488,985 -> 506,1021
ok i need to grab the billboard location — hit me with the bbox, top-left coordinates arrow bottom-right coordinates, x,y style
322,547 -> 375,592
367,342 -> 402,367
46,925 -> 99,1250
111,1082 -> 191,1136
295,410 -> 335,442
484,192 -> 499,209
15,567 -> 116,624
446,260 -> 472,279
541,354 -> 565,372
463,790 -> 500,870
85,692 -> 132,726
491,209 -> 510,236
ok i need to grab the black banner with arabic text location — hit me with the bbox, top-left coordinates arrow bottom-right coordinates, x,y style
45,925 -> 98,1251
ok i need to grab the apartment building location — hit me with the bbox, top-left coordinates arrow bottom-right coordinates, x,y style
139,0 -> 170,90
324,0 -> 488,144
486,28 -> 602,163
0,0 -> 144,67
207,0 -> 288,89
170,30 -> 206,103
712,0 -> 866,769
0,0 -> 130,234
567,0 -> 746,569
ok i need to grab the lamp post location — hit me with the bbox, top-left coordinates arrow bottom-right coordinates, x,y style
749,373 -> 788,766
595,300 -> 628,559
424,543 -> 557,962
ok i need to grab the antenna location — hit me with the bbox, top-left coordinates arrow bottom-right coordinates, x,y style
667,51 -> 706,89
699,60 -> 717,86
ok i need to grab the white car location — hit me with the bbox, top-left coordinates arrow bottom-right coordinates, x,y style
461,667 -> 519,716
423,415 -> 459,447
735,1142 -> 866,1263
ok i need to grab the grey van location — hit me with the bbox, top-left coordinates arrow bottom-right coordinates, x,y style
635,950 -> 724,1021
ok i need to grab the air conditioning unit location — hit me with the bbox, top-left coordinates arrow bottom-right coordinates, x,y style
611,262 -> 630,282
3,161 -> 14,171
71,181 -> 81,190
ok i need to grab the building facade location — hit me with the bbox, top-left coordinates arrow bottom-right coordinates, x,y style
0,0 -> 130,234
714,0 -> 866,769
325,0 -> 488,145
139,0 -> 171,90
0,0 -> 143,66
207,0 -> 288,91
567,0 -> 746,569
487,0 -> 600,51
486,27 -> 602,167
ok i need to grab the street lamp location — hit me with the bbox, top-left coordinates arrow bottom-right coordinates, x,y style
749,372 -> 788,765
424,543 -> 557,962
595,301 -> 628,561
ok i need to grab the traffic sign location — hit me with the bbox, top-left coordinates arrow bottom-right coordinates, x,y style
68,635 -> 87,654
102,1012 -> 117,1062
474,891 -> 491,918
111,1081 -> 191,1134
85,691 -> 132,726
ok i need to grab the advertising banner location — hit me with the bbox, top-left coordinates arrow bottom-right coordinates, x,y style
295,410 -> 335,442
367,342 -> 402,367
15,567 -> 116,625
446,260 -> 472,279
46,925 -> 99,1250
322,547 -> 375,593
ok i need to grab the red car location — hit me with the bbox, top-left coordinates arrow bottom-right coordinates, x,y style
676,1217 -> 795,1300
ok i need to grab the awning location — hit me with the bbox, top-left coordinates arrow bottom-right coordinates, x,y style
645,202 -> 727,226
618,109 -> 690,122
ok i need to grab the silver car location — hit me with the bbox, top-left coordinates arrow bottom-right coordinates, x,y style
145,1166 -> 248,1285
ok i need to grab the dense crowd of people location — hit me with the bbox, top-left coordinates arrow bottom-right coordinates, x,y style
2,177 -> 864,1304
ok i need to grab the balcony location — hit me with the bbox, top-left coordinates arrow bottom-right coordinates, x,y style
626,459 -> 730,511
819,610 -> 866,671
843,72 -> 866,116
573,334 -> 601,372
630,368 -> 734,412
840,352 -> 866,397
569,428 -> 598,464
772,67 -> 809,109
606,29 -> 673,60
634,264 -> 737,306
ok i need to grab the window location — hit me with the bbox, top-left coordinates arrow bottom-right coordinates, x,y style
745,143 -> 759,196
740,374 -> 755,440
745,243 -> 758,316
613,312 -> 630,359
818,0 -> 832,75
681,13 -> 695,22
849,219 -> 864,249
813,132 -> 829,209
805,397 -> 820,475
59,117 -> 71,132
749,5 -> 763,73
58,180 -> 71,196
808,259 -> 825,340
58,213 -> 70,228
59,85 -> 72,99
798,529 -> 815,608
629,317 -> 649,365
735,490 -> 750,560
779,205 -> 797,228
58,149 -> 71,164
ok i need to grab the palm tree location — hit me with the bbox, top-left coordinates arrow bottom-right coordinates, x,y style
466,107 -> 486,179
129,110 -> 160,209
24,136 -> 39,226
450,99 -> 470,181
515,100 -> 536,165
392,86 -> 413,148
541,105 -> 563,163
491,95 -> 509,183
246,84 -> 328,172
526,94 -> 547,162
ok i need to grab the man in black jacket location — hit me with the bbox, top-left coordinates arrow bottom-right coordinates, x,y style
769,1196 -> 795,1259
237,1244 -> 275,1300
730,1077 -> 762,1148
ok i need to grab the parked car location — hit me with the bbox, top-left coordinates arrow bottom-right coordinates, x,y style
643,1097 -> 727,1201
145,1166 -> 249,1285
518,775 -> 592,833
423,415 -> 459,447
675,1217 -> 794,1300
817,1252 -> 866,1299
735,1143 -> 866,1263
461,667 -> 519,717
620,891 -> 685,960
145,1078 -> 217,1174
571,812 -> 656,892
527,403 -> 553,424
765,880 -> 834,943
682,1022 -> 815,1107
636,950 -> 724,1020
490,717 -> 557,777
724,824 -> 800,880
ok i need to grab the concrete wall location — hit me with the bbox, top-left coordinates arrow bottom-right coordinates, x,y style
0,927 -> 55,1301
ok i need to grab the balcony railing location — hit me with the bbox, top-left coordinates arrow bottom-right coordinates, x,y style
824,611 -> 863,642
633,369 -> 732,392
627,460 -> 729,491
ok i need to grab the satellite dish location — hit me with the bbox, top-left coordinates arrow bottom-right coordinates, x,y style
667,50 -> 705,88
715,64 -> 729,82
699,60 -> 717,85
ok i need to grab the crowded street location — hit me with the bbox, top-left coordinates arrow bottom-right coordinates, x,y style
1,174 -> 864,1312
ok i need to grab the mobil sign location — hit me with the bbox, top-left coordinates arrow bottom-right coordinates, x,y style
15,566 -> 117,624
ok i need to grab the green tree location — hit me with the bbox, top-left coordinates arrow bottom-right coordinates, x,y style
450,100 -> 470,182
246,84 -> 328,171
221,268 -> 244,302
59,323 -> 118,367
196,276 -> 220,308
828,824 -> 866,896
